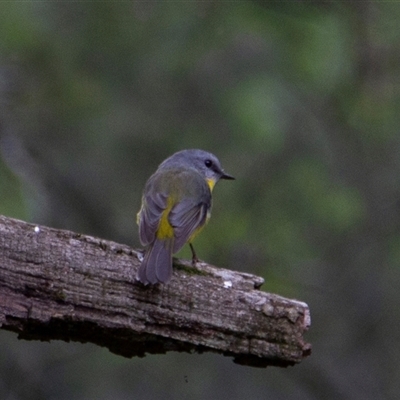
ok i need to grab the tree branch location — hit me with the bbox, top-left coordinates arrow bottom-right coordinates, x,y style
0,215 -> 311,368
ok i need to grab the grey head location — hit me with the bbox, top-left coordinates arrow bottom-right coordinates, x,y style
158,149 -> 234,182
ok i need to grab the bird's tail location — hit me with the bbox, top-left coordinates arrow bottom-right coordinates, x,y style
137,238 -> 173,285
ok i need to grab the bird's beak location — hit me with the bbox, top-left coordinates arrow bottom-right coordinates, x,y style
221,171 -> 235,180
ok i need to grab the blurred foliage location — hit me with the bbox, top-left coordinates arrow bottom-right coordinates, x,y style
0,159 -> 26,219
1,1 -> 400,400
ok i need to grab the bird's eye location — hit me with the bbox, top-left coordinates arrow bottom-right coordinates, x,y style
204,159 -> 213,168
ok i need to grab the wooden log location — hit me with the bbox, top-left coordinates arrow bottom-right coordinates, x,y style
0,215 -> 311,368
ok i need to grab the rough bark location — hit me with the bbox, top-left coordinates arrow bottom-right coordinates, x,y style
0,215 -> 311,368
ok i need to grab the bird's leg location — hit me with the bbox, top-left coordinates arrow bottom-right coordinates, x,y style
189,243 -> 199,266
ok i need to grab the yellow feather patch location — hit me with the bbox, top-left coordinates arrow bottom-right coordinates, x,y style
206,178 -> 216,192
156,196 -> 175,239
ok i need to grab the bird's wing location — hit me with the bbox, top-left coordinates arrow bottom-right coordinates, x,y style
169,198 -> 210,253
138,191 -> 168,246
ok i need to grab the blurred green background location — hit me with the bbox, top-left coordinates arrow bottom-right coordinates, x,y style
1,2 -> 399,399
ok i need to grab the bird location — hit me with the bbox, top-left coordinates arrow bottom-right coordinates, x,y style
136,149 -> 234,285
